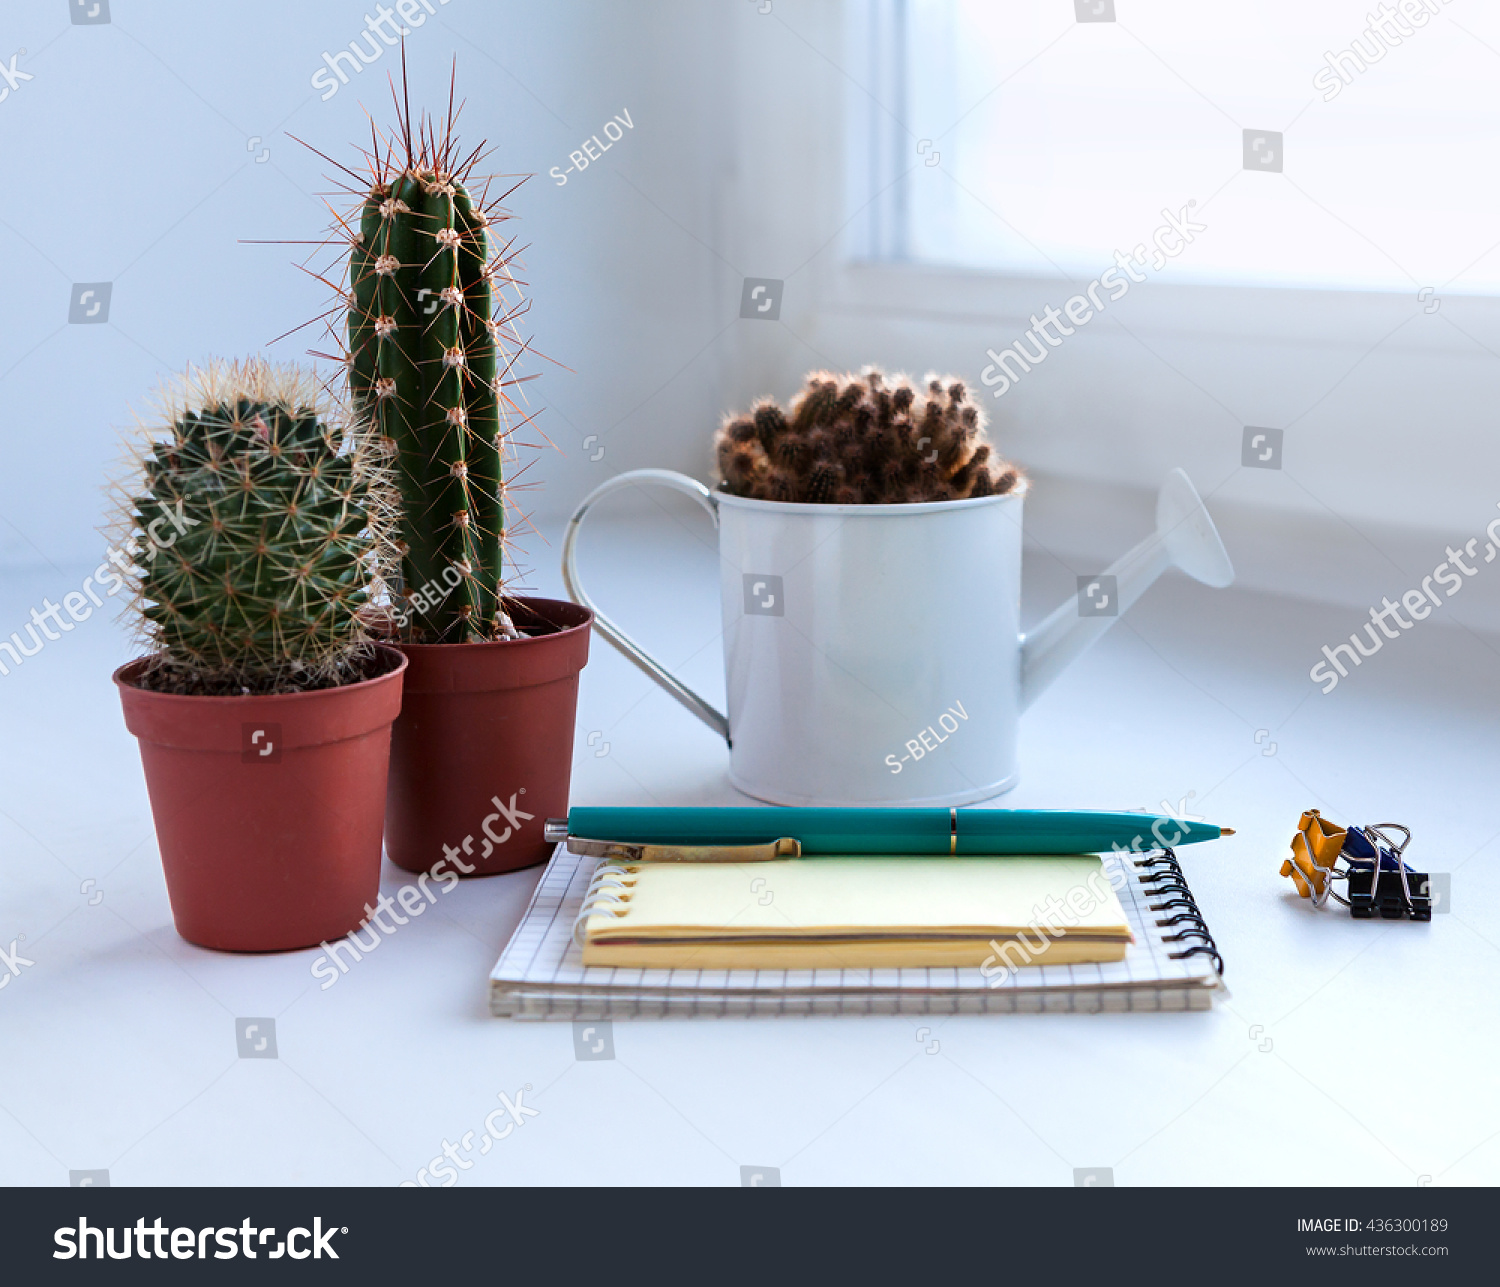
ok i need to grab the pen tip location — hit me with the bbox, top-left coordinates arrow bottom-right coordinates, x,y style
1218,827 -> 1235,837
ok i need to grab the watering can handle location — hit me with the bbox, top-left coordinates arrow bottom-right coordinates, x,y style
561,469 -> 731,744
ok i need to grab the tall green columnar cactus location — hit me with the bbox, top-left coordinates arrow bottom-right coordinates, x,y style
124,360 -> 379,695
344,104 -> 525,643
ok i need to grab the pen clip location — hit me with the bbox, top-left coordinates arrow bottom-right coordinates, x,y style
566,837 -> 802,863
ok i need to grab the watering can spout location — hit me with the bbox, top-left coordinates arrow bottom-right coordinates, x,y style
1018,469 -> 1234,711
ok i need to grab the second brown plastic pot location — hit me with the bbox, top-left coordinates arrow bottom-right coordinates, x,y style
385,596 -> 593,875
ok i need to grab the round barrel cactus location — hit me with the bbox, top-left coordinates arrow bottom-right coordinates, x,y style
123,359 -> 381,694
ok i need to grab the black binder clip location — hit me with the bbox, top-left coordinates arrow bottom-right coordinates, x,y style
1342,824 -> 1431,921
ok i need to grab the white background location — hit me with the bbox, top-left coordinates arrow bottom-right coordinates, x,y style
1,0 -> 1498,1190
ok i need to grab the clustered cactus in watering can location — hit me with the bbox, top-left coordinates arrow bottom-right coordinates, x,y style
717,367 -> 1024,506
562,361 -> 1236,805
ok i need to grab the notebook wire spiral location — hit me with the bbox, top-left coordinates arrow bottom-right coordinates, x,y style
574,861 -> 641,946
1136,848 -> 1223,975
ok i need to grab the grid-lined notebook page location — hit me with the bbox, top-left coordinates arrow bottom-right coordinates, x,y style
490,845 -> 1225,1019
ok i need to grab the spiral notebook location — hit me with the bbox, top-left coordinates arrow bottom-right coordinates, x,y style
490,844 -> 1226,1017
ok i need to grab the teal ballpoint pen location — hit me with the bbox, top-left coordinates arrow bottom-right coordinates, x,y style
542,807 -> 1233,856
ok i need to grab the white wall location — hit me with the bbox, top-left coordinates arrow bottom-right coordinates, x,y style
0,0 -> 736,573
6,0 -> 1499,634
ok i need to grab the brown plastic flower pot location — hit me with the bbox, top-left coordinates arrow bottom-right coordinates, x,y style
115,646 -> 407,952
385,596 -> 592,876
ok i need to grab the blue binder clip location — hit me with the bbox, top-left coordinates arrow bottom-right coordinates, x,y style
1341,823 -> 1431,921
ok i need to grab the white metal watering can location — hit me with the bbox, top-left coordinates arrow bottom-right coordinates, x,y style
563,468 -> 1233,806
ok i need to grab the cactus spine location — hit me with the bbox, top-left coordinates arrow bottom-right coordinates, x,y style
343,89 -> 526,643
122,360 -> 380,695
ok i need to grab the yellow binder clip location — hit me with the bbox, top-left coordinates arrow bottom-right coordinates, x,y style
1280,809 -> 1346,905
